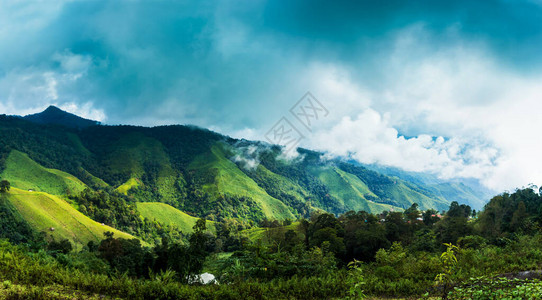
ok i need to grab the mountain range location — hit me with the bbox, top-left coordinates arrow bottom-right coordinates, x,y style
0,106 -> 492,245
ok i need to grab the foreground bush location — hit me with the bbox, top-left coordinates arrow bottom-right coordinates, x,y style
0,240 -> 349,299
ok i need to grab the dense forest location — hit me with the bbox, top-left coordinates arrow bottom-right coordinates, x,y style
2,184 -> 542,298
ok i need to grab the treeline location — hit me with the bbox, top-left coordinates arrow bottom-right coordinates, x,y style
238,187 -> 541,268
252,201 -> 470,262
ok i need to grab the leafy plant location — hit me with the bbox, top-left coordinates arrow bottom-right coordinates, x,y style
346,259 -> 366,299
435,243 -> 460,299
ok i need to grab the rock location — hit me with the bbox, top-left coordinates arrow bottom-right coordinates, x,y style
500,270 -> 542,280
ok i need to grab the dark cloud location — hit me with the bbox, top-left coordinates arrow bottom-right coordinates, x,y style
3,1 -> 542,190
2,0 -> 541,127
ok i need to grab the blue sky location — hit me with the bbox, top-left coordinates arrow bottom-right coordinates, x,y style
1,0 -> 542,190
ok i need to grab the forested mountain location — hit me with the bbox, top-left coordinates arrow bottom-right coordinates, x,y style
0,107 -> 489,225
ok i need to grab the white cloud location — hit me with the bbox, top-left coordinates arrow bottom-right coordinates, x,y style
307,110 -> 498,181
0,50 -> 105,121
296,26 -> 542,191
57,102 -> 106,122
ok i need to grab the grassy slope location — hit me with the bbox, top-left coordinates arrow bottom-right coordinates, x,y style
386,180 -> 450,211
1,150 -> 86,196
189,144 -> 294,220
243,221 -> 302,242
251,164 -> 317,211
136,202 -> 215,233
310,166 -> 397,213
116,178 -> 141,195
5,188 -> 135,249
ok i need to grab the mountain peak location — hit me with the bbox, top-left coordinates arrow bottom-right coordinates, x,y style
43,105 -> 64,113
23,105 -> 100,129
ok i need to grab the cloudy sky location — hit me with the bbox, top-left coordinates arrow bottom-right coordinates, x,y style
1,0 -> 542,191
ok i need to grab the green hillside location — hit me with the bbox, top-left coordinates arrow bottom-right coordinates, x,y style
103,133 -> 174,179
189,144 -> 295,220
4,188 -> 135,249
137,202 -> 215,233
242,164 -> 315,218
385,180 -> 449,211
310,166 -> 398,213
101,133 -> 180,204
0,111 -> 490,227
1,150 -> 86,196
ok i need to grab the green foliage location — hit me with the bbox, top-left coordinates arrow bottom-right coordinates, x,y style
47,239 -> 73,256
4,190 -> 542,298
435,243 -> 460,299
0,180 -> 9,192
346,259 -> 366,299
219,245 -> 338,283
98,232 -> 149,277
449,277 -> 542,299
477,188 -> 541,239
0,239 -> 350,299
457,235 -> 487,249
69,189 -> 180,243
0,194 -> 37,244
435,201 -> 473,245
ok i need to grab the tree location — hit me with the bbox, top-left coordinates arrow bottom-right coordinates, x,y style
48,238 -> 73,255
423,209 -> 440,227
510,201 -> 528,232
0,180 -> 10,193
98,231 -> 147,277
187,218 -> 209,274
404,203 -> 420,222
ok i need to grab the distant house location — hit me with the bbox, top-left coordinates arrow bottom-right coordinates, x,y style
28,189 -> 34,192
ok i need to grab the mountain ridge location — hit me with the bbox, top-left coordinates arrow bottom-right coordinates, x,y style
0,107 -> 489,226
